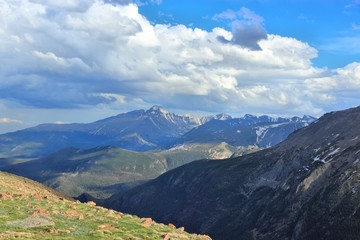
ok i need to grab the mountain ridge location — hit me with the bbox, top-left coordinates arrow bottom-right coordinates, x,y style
3,143 -> 259,199
0,106 -> 202,158
104,106 -> 360,240
180,114 -> 315,147
0,105 -> 315,160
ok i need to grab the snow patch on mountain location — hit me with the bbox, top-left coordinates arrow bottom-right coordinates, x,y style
255,122 -> 288,145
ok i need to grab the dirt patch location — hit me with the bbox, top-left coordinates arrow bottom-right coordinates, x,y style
0,231 -> 33,238
6,215 -> 54,228
0,193 -> 13,200
97,224 -> 118,231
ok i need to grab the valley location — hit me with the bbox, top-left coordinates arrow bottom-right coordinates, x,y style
104,106 -> 360,240
1,1 -> 358,239
3,143 -> 259,199
5,105 -> 360,240
1,106 -> 310,201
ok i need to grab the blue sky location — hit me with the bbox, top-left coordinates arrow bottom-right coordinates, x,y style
139,0 -> 360,68
0,0 -> 359,133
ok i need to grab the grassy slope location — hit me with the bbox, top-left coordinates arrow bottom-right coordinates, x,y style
5,143 -> 260,199
0,171 -> 210,240
46,147 -> 168,199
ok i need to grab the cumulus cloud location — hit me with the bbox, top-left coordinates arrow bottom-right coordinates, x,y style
214,7 -> 267,50
28,0 -> 94,10
105,0 -> 162,6
304,62 -> 360,110
306,63 -> 360,93
0,0 -> 359,120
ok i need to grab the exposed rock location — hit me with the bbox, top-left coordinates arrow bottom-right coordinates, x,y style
162,233 -> 171,240
65,210 -> 79,217
0,193 -> 13,200
86,201 -> 96,206
141,217 -> 154,226
97,224 -> 117,231
168,223 -> 176,229
105,106 -> 360,240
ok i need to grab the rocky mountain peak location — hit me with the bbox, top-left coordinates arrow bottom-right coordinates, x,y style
302,114 -> 317,122
215,113 -> 232,120
146,105 -> 169,115
243,113 -> 257,119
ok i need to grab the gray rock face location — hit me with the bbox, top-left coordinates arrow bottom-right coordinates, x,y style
105,106 -> 360,240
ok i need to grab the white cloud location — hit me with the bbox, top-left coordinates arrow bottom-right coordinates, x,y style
305,62 -> 360,109
0,0 -> 359,121
29,0 -> 93,10
212,9 -> 238,21
53,121 -> 69,124
95,93 -> 127,106
32,50 -> 92,72
0,118 -> 23,124
345,0 -> 360,9
104,0 -> 162,6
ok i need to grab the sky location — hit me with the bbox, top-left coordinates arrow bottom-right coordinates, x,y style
0,0 -> 359,133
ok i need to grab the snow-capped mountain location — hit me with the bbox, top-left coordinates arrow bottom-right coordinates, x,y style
181,114 -> 316,147
0,106 -> 315,159
200,113 -> 232,124
0,106 -> 202,158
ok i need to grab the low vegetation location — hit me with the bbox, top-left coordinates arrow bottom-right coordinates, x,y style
5,143 -> 260,199
0,171 -> 210,239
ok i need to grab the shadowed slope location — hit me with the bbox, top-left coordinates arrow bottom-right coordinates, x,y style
106,106 -> 360,240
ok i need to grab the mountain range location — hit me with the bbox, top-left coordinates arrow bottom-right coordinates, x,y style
0,106 -> 201,158
2,104 -> 359,240
180,114 -> 316,147
4,143 -> 259,199
105,106 -> 360,240
0,105 -> 314,204
0,106 -> 315,160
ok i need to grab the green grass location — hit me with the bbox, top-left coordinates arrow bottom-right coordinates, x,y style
5,143 -> 261,200
0,171 -> 210,240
